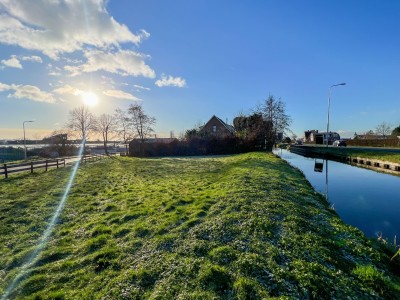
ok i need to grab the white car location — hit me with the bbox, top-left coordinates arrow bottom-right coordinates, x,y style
333,140 -> 347,147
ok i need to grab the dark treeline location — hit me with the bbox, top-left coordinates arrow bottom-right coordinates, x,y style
130,136 -> 256,157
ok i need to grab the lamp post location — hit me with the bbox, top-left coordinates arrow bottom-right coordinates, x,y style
23,120 -> 34,160
326,83 -> 346,147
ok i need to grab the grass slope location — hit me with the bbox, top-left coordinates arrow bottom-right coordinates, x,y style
0,153 -> 399,299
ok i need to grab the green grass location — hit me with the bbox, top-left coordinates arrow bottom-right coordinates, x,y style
1,153 -> 400,299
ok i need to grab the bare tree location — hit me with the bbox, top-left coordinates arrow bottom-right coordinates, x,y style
257,95 -> 292,144
127,103 -> 156,142
67,106 -> 97,152
375,122 -> 392,139
114,108 -> 134,155
96,113 -> 116,154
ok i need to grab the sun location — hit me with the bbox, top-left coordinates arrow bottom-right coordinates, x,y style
81,92 -> 99,107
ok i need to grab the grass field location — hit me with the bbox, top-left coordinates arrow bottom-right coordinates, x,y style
0,153 -> 399,299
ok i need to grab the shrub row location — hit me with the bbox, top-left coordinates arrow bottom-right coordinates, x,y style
347,138 -> 400,148
129,137 -> 272,157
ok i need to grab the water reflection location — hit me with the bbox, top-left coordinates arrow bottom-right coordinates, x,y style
275,149 -> 400,240
313,159 -> 328,202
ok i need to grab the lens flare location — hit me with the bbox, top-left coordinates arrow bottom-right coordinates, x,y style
1,142 -> 85,299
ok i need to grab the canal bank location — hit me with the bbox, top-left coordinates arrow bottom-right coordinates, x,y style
290,145 -> 400,176
275,149 -> 400,240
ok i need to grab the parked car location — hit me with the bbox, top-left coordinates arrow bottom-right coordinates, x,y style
333,140 -> 347,147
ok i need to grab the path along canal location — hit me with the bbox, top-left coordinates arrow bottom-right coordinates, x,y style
274,149 -> 400,241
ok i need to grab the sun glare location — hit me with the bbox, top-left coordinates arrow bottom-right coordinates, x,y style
82,92 -> 99,107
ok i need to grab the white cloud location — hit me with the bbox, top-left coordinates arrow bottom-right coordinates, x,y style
64,49 -> 155,78
0,81 -> 55,103
53,84 -> 82,96
47,63 -> 62,76
21,55 -> 43,63
0,0 -> 149,59
155,74 -> 186,88
103,89 -> 140,101
1,55 -> 22,68
0,82 -> 11,91
48,70 -> 62,76
134,84 -> 151,91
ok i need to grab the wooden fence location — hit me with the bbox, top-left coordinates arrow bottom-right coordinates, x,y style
0,154 -> 111,179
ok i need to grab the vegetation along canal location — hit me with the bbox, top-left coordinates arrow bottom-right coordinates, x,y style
274,149 -> 400,241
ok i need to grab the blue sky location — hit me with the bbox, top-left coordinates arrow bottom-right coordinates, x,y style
1,0 -> 399,140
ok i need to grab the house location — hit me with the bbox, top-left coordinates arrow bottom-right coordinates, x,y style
314,131 -> 340,145
199,115 -> 235,138
304,130 -> 340,144
304,130 -> 318,142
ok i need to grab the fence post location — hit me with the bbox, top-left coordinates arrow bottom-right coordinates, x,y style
4,164 -> 7,179
31,161 -> 33,173
46,160 -> 48,171
64,159 -> 65,167
56,159 -> 59,169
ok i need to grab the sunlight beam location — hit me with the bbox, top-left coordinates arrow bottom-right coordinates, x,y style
1,141 -> 85,299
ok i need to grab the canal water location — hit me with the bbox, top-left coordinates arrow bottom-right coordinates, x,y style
274,149 -> 400,240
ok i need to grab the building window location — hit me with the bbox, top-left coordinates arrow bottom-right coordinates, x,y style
212,125 -> 217,132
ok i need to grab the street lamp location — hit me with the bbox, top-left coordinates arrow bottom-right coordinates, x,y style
326,83 -> 346,147
23,120 -> 34,160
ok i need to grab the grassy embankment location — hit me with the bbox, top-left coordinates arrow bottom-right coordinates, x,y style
345,150 -> 400,164
1,153 -> 399,299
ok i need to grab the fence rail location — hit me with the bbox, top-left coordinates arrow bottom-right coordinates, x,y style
0,154 -> 111,179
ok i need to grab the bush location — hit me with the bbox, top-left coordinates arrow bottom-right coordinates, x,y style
129,136 -> 267,157
347,138 -> 399,148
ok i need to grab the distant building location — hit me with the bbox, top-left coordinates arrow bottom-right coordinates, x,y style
314,132 -> 340,145
304,130 -> 318,142
43,134 -> 68,145
198,115 -> 235,138
304,130 -> 340,144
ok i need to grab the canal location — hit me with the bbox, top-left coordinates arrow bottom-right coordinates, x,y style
274,149 -> 400,240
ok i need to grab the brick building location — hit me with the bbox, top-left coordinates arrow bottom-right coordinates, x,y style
199,115 -> 235,138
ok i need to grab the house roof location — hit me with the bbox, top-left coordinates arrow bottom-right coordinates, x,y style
202,115 -> 234,133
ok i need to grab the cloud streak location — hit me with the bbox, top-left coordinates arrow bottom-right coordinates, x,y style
22,55 -> 43,63
155,74 -> 186,88
64,50 -> 155,78
0,81 -> 55,103
103,89 -> 141,100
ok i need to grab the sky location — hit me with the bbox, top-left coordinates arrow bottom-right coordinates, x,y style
0,0 -> 399,140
